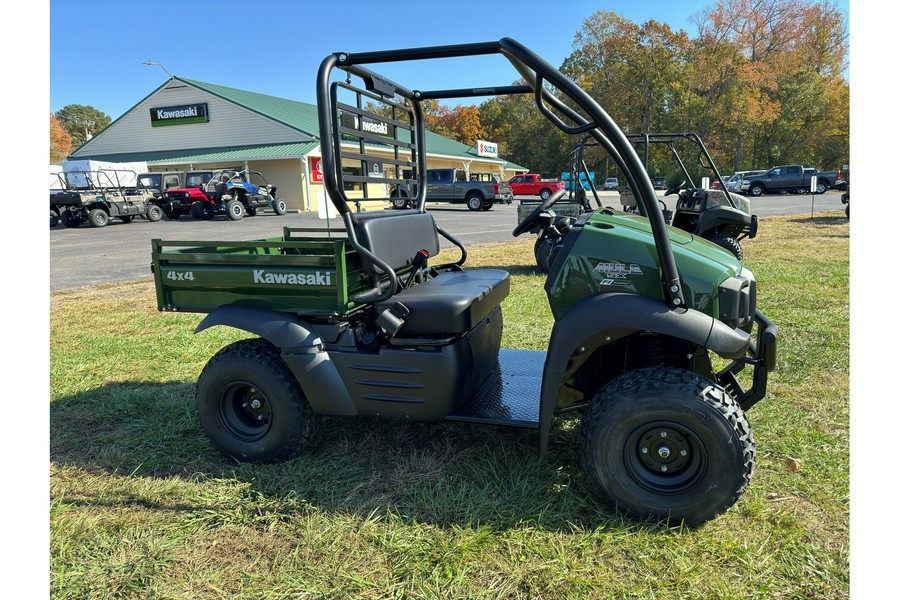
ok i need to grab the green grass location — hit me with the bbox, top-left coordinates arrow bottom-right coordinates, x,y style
50,212 -> 849,598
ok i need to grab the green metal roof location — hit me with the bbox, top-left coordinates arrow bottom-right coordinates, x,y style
179,78 -> 320,139
77,142 -> 320,166
71,77 -> 524,168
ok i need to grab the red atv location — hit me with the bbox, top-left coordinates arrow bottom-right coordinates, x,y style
159,170 -> 222,220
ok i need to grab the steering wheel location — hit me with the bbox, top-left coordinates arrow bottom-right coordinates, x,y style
513,188 -> 567,237
664,180 -> 686,197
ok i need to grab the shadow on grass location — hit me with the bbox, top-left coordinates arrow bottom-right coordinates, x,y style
50,380 -> 671,534
783,214 -> 850,231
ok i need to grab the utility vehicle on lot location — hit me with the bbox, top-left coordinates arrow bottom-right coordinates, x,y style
521,133 -> 759,273
52,170 -> 164,228
151,39 -> 778,525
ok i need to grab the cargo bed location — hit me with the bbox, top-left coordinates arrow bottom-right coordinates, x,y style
151,227 -> 382,317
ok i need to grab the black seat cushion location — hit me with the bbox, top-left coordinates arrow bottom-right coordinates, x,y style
377,269 -> 510,335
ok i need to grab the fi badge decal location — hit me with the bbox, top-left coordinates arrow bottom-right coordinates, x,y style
592,261 -> 644,289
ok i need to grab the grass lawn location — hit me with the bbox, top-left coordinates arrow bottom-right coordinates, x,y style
49,211 -> 849,598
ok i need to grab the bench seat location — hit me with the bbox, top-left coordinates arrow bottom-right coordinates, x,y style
377,269 -> 510,336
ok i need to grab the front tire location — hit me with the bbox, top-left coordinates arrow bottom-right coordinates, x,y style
190,202 -> 212,220
50,209 -> 59,228
749,184 -> 764,197
196,339 -> 320,463
466,193 -> 485,211
579,367 -> 755,525
705,233 -> 743,261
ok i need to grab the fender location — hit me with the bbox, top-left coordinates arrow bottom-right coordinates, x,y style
194,305 -> 357,416
537,292 -> 751,454
697,205 -> 752,235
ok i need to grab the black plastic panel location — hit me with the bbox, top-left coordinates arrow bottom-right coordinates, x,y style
447,348 -> 545,428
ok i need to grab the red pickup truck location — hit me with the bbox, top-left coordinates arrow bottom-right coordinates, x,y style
507,173 -> 565,200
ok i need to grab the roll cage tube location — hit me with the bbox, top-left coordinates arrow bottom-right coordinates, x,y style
625,133 -> 740,209
314,38 -> 686,310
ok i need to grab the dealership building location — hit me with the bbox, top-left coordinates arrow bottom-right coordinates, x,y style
67,76 -> 527,212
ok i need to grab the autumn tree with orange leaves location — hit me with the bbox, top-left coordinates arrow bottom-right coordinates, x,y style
50,114 -> 72,163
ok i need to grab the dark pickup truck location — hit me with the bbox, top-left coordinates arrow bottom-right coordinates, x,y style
391,167 -> 501,211
744,165 -> 841,196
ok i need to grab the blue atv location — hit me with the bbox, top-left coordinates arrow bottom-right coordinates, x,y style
204,168 -> 289,220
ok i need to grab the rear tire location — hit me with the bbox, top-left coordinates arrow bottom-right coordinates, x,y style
815,182 -> 827,194
705,233 -> 743,261
119,215 -> 134,224
195,339 -> 320,463
60,210 -> 82,228
580,367 -> 755,525
88,208 -> 109,228
273,199 -> 288,215
226,199 -> 245,220
391,194 -> 409,210
466,193 -> 485,211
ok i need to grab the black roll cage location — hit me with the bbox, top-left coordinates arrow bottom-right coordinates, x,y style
569,132 -> 741,213
315,38 -> 686,310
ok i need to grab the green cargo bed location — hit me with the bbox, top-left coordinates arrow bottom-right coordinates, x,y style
151,227 -> 373,316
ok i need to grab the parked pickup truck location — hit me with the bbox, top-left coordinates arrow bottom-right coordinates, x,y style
743,165 -> 841,196
391,168 -> 501,211
507,173 -> 566,200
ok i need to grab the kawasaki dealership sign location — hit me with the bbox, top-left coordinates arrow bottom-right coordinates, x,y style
149,103 -> 209,126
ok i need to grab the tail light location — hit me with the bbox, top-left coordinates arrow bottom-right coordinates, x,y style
494,183 -> 499,193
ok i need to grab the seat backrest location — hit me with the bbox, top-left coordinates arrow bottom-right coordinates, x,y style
354,211 -> 440,274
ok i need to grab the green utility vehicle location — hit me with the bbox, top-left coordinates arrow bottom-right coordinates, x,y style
151,39 -> 778,525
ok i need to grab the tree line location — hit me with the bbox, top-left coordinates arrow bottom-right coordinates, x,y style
51,0 -> 849,183
427,0 -> 849,181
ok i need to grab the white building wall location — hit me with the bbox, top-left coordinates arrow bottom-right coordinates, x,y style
73,81 -> 305,157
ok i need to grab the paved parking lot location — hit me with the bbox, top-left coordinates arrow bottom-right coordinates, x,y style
49,191 -> 846,291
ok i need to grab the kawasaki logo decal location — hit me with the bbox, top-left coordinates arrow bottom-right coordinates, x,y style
253,270 -> 332,286
150,103 -> 209,126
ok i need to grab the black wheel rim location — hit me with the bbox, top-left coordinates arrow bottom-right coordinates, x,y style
624,420 -> 707,495
217,381 -> 271,441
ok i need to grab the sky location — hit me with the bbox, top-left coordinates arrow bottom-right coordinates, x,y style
46,0 -> 845,122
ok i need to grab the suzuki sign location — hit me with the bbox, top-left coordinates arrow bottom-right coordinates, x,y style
476,140 -> 498,158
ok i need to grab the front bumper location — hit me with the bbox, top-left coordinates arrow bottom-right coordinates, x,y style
717,309 -> 778,410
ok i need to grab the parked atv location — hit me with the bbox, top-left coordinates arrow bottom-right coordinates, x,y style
152,39 -> 778,525
52,170 -> 163,228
